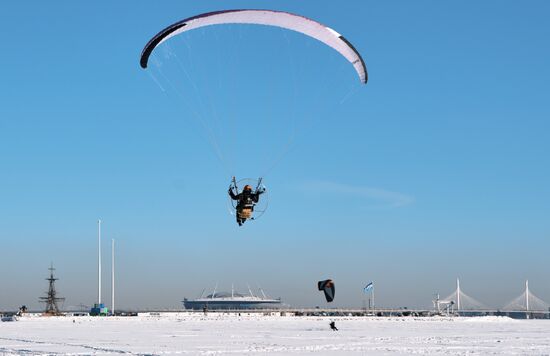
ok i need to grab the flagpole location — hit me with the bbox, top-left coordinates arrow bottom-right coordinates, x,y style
372,286 -> 375,315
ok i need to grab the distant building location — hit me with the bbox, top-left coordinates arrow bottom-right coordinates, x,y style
183,289 -> 282,310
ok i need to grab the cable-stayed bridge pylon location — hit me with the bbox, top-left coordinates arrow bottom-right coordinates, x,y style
502,280 -> 550,312
441,278 -> 488,311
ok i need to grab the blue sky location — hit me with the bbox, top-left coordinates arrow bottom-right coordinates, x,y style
1,1 -> 549,310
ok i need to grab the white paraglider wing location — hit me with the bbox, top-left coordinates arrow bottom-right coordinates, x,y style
140,9 -> 367,84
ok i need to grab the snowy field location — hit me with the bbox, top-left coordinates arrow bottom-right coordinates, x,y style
1,313 -> 550,355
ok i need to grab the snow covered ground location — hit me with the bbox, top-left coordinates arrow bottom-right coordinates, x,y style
1,313 -> 549,355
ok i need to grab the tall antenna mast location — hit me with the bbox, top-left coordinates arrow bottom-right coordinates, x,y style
111,238 -> 115,316
98,219 -> 102,305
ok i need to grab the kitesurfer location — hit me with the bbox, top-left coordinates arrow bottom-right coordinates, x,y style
329,321 -> 338,331
228,180 -> 265,226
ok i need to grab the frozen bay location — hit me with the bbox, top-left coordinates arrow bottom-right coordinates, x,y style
1,314 -> 549,355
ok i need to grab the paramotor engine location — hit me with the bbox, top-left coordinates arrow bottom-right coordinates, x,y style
228,177 -> 268,221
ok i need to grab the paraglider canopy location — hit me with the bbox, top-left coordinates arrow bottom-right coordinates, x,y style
318,279 -> 335,303
140,9 -> 367,84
